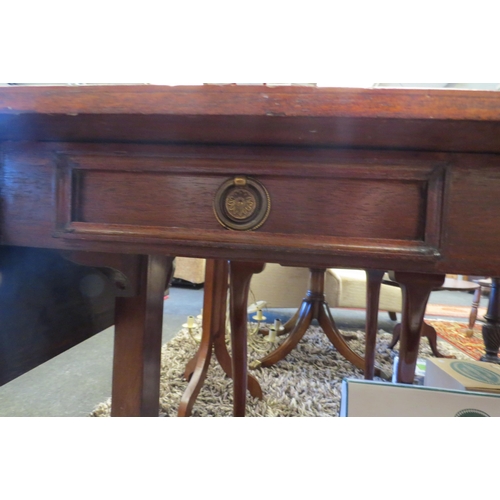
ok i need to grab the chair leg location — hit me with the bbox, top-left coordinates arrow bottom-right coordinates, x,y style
466,286 -> 482,337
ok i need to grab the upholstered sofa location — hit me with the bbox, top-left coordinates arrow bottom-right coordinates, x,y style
248,263 -> 402,313
173,257 -> 206,285
173,258 -> 402,314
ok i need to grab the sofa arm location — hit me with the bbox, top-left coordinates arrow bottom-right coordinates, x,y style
173,257 -> 206,285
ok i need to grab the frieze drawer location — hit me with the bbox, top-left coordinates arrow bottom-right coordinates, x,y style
54,152 -> 445,259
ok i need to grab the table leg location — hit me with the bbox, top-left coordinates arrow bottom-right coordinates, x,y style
481,277 -> 500,364
229,261 -> 265,417
178,259 -> 228,417
319,303 -> 368,373
420,322 -> 455,359
111,255 -> 172,417
252,268 -> 378,377
281,309 -> 301,335
390,322 -> 455,359
257,300 -> 314,368
466,286 -> 482,337
179,259 -> 263,416
365,270 -> 385,380
393,272 -> 445,384
212,314 -> 264,401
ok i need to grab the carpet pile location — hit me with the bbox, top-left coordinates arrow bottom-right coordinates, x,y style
91,324 -> 469,417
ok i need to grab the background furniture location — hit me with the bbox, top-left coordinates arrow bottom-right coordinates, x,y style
468,278 -> 492,335
250,267 -> 383,377
173,257 -> 206,286
386,277 -> 479,357
249,265 -> 402,378
249,264 -> 402,314
475,278 -> 500,363
3,85 -> 500,416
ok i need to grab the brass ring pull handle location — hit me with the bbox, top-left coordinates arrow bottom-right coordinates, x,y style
214,176 -> 271,231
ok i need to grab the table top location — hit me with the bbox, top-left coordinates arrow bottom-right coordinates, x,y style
438,278 -> 480,292
1,85 -> 500,153
2,85 -> 500,276
474,278 -> 493,288
384,277 -> 480,291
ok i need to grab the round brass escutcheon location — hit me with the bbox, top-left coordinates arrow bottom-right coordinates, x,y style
214,176 -> 271,231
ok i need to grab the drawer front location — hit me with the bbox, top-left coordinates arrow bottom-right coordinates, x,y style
54,152 -> 445,259
443,164 -> 500,270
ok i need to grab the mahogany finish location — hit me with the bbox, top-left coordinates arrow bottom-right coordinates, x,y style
1,85 -> 500,416
228,261 -> 265,417
390,322 -> 455,360
253,268 -> 382,379
388,277 -> 479,358
393,272 -> 446,383
111,255 -> 173,417
365,270 -> 385,380
179,259 -> 263,417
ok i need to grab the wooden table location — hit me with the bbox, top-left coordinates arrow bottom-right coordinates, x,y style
2,85 -> 500,416
384,277 -> 480,358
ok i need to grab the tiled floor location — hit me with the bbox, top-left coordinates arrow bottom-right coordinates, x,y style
0,283 -> 487,417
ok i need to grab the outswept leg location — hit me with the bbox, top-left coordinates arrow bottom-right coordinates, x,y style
253,267 -> 379,378
179,259 -> 263,417
318,303 -> 365,371
256,300 -> 314,368
390,321 -> 454,359
229,261 -> 266,416
393,272 -> 445,384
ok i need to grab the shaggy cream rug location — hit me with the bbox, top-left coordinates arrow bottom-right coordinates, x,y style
91,326 -> 468,417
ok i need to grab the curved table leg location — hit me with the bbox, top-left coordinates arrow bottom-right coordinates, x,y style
466,286 -> 482,338
179,260 -> 263,417
281,309 -> 301,335
319,303 -> 371,374
183,351 -> 199,381
393,272 -> 445,384
212,323 -> 263,400
254,300 -> 314,369
178,326 -> 214,417
253,267 -> 377,378
178,259 -> 228,417
390,321 -> 455,359
229,261 -> 266,417
421,322 -> 455,359
259,307 -> 300,338
389,324 -> 400,350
